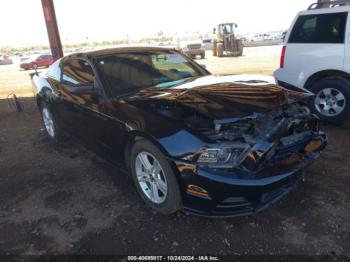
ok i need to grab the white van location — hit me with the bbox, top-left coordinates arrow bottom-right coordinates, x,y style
274,0 -> 350,124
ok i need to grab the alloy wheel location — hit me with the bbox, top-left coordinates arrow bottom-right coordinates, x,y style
135,152 -> 168,204
42,107 -> 55,138
314,88 -> 346,117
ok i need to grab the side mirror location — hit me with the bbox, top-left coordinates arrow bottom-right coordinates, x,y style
213,28 -> 216,34
235,24 -> 238,28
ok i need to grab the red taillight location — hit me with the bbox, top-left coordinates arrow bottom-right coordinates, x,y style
280,46 -> 286,68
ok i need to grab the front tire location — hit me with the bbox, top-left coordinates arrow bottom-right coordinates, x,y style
130,140 -> 181,215
309,77 -> 350,124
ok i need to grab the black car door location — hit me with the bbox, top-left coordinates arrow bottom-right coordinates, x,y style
58,57 -> 126,159
56,58 -> 98,141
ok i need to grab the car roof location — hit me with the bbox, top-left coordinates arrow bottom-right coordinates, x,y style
299,5 -> 350,15
66,46 -> 177,59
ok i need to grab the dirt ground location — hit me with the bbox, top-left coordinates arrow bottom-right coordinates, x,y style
0,46 -> 349,256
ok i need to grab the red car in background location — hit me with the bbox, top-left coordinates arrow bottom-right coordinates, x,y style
20,54 -> 53,70
0,54 -> 13,65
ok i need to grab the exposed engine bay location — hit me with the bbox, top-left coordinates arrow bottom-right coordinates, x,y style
197,103 -> 321,171
198,103 -> 319,144
153,100 -> 318,144
153,100 -> 322,171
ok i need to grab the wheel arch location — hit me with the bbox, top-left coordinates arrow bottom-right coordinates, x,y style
36,94 -> 43,111
123,131 -> 174,172
304,70 -> 350,90
123,130 -> 185,199
36,87 -> 53,111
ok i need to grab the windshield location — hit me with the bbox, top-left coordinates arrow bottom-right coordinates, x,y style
219,24 -> 234,34
95,50 -> 207,96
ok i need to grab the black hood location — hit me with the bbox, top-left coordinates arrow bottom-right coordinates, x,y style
124,75 -> 293,120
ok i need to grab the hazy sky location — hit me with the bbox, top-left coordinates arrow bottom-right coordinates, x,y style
0,0 -> 312,47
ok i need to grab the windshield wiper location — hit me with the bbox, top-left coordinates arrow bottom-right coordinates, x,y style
155,77 -> 197,88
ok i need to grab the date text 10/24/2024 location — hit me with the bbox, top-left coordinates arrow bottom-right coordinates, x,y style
127,255 -> 219,261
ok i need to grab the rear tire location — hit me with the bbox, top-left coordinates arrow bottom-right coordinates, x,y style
213,41 -> 217,56
309,76 -> 350,124
217,43 -> 224,57
130,140 -> 181,215
237,40 -> 244,56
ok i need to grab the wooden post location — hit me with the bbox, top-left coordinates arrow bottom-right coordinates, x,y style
41,0 -> 63,61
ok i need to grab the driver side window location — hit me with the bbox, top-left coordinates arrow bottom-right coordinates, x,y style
62,59 -> 95,86
61,59 -> 97,106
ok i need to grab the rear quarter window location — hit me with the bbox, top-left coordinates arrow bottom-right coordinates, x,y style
288,12 -> 348,44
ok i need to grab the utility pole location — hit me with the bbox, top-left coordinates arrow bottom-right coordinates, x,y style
41,0 -> 63,61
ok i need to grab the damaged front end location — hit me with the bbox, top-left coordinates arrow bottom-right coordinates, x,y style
178,101 -> 327,217
190,101 -> 327,175
140,76 -> 328,217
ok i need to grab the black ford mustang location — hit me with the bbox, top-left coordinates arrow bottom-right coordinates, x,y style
32,47 -> 327,217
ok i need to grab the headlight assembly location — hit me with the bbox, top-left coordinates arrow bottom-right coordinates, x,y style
197,145 -> 250,168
